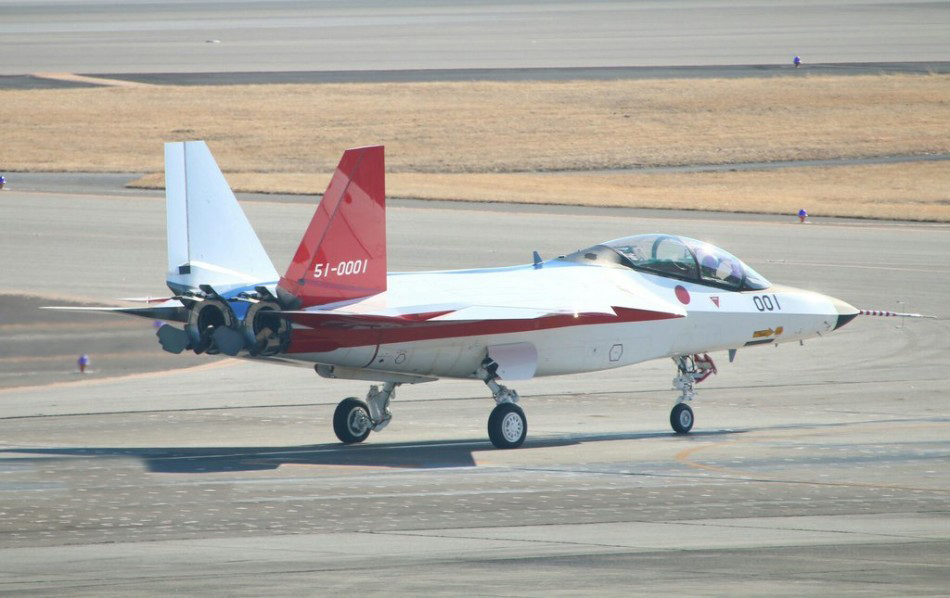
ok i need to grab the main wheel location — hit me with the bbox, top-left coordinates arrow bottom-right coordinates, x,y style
488,402 -> 527,449
670,402 -> 694,434
333,397 -> 372,444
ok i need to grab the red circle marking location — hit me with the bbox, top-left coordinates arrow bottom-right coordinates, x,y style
675,285 -> 691,305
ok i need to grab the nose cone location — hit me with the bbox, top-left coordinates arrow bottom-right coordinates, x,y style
831,296 -> 860,330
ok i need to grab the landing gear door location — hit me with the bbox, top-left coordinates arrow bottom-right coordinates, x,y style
487,342 -> 539,380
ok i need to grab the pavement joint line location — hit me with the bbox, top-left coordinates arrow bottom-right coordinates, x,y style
673,438 -> 950,493
367,528 -> 641,550
374,519 -> 934,546
673,519 -> 946,541
31,72 -> 155,88
0,359 -> 234,396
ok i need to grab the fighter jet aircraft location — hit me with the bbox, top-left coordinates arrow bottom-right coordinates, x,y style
52,141 -> 924,449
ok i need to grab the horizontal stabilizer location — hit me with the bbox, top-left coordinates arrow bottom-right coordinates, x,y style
41,301 -> 188,323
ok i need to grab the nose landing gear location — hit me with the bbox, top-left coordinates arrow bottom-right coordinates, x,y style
670,353 -> 716,434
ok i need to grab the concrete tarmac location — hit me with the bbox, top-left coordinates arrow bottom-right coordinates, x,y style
3,0 -> 949,76
1,188 -> 948,595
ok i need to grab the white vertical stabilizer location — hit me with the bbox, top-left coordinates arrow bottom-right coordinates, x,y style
164,141 -> 278,295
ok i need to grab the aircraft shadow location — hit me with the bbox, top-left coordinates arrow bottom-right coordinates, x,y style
0,429 -> 740,473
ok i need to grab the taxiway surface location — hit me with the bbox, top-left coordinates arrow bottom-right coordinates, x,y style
3,0 -> 949,76
1,188 -> 948,595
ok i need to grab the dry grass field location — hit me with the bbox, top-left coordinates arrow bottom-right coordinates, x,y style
2,74 -> 948,220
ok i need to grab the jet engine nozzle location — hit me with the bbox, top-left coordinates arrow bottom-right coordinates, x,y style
185,298 -> 240,355
243,301 -> 292,356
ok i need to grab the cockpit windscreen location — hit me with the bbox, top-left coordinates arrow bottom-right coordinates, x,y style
567,234 -> 771,290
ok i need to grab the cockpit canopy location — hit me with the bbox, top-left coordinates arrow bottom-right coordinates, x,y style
560,234 -> 771,291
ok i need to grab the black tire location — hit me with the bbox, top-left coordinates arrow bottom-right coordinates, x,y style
488,402 -> 527,449
670,402 -> 694,434
333,397 -> 371,444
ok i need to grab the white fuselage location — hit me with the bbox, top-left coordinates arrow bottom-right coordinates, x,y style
281,260 -> 847,381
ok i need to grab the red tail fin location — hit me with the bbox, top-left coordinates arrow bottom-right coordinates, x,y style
279,146 -> 386,308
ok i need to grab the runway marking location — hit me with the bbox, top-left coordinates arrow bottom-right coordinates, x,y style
32,72 -> 154,88
674,440 -> 747,477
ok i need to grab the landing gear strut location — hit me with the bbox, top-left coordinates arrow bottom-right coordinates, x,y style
332,381 -> 399,444
670,353 -> 717,434
479,359 -> 527,449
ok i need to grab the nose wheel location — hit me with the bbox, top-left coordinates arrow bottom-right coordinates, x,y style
670,402 -> 694,434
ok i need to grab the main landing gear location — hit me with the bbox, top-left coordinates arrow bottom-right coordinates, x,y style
329,360 -> 528,449
480,358 -> 527,449
670,353 -> 717,434
333,381 -> 399,444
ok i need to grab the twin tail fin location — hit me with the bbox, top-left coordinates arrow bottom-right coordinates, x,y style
164,141 -> 279,296
278,145 -> 386,308
164,141 -> 386,309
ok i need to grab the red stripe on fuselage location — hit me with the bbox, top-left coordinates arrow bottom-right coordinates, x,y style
285,307 -> 681,353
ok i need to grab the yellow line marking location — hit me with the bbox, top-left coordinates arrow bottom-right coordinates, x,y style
674,440 -> 746,476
